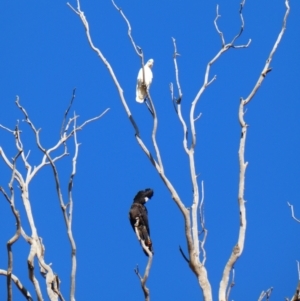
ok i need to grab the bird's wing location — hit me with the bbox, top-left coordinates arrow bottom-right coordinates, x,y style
140,205 -> 150,236
129,204 -> 140,231
129,203 -> 150,236
144,67 -> 153,87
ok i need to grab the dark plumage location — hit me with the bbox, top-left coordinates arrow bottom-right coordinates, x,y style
129,188 -> 154,256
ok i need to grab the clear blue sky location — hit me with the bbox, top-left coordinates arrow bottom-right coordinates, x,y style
0,0 -> 300,300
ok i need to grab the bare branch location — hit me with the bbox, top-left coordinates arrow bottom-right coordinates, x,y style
69,2 -> 232,300
288,202 -> 300,223
243,0 -> 290,105
172,37 -> 183,99
71,1 -> 213,299
198,181 -> 208,265
214,5 -> 225,47
230,0 -> 246,46
111,1 -> 163,174
146,92 -> 164,173
133,225 -> 153,300
258,287 -> 273,301
134,255 -> 153,301
226,268 -> 235,301
169,82 -> 175,106
0,124 -> 15,133
214,1 -> 251,50
61,88 -> 76,138
219,98 -> 249,301
26,239 -> 44,301
74,108 -> 110,133
67,112 -> 79,301
290,278 -> 300,301
67,2 -> 79,15
0,270 -> 33,301
172,38 -> 189,155
194,113 -> 202,123
144,101 -> 154,117
5,150 -> 22,301
219,2 -> 290,300
191,1 -> 250,152
1,96 -> 107,300
0,121 -> 46,301
67,2 -> 135,130
110,1 -> 150,105
111,0 -> 142,57
206,75 -> 217,88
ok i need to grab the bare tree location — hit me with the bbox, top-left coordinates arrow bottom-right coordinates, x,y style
0,93 -> 108,301
67,0 -> 292,300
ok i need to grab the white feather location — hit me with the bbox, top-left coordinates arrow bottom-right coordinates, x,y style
136,59 -> 154,103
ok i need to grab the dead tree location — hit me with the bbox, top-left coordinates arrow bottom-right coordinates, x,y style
68,0 -> 290,300
0,93 -> 108,301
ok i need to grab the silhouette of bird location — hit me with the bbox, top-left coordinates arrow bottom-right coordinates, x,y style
129,188 -> 154,256
136,59 -> 154,103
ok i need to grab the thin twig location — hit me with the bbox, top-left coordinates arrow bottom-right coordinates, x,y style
191,1 -> 250,152
171,38 -> 189,155
226,268 -> 235,301
147,91 -> 164,173
134,255 -> 153,301
0,124 -> 15,133
214,5 -> 225,47
179,246 -> 190,263
243,0 -> 290,105
61,88 -> 76,138
67,1 -> 135,129
231,0 -> 247,46
258,287 -> 273,301
111,0 -> 142,57
288,202 -> 300,223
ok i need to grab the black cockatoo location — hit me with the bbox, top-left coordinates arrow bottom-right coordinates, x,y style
129,188 -> 154,256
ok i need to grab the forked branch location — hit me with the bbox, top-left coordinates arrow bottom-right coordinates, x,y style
243,0 -> 290,105
15,96 -> 107,301
219,1 -> 290,300
258,287 -> 273,301
134,256 -> 153,301
1,95 -> 108,301
111,0 -> 164,174
0,270 -> 33,301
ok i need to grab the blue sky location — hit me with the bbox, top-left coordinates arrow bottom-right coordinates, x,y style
0,0 -> 299,300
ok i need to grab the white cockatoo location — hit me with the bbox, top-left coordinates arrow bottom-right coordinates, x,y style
136,59 -> 154,103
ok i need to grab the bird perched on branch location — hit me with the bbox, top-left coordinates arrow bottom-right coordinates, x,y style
129,188 -> 154,256
136,59 -> 154,103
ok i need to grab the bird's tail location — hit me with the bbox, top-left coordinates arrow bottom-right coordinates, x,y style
140,226 -> 153,256
136,84 -> 146,103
